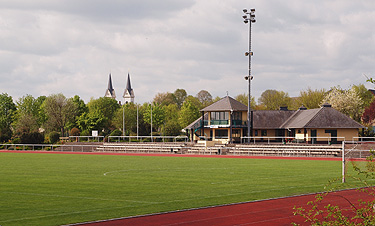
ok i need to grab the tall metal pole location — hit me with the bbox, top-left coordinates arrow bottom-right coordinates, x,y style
247,21 -> 252,143
122,103 -> 125,136
243,8 -> 256,143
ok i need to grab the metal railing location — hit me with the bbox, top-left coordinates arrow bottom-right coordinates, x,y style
0,144 -> 101,152
68,136 -> 105,142
240,136 -> 346,144
107,135 -> 188,143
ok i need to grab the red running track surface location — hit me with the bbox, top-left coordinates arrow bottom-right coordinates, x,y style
74,188 -> 374,226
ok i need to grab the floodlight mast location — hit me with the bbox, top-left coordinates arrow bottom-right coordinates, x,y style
242,8 -> 256,143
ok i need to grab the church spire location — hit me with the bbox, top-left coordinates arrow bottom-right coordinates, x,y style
104,73 -> 116,99
123,73 -> 135,103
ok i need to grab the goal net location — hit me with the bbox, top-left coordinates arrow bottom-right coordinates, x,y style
342,141 -> 375,183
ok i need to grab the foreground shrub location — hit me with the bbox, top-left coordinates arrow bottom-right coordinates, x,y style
20,132 -> 44,144
49,131 -> 60,144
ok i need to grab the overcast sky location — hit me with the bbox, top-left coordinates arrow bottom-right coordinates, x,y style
0,0 -> 374,104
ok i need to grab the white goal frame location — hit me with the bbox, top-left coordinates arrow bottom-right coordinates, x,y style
342,141 -> 375,183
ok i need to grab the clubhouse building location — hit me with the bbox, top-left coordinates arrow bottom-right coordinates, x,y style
185,96 -> 364,145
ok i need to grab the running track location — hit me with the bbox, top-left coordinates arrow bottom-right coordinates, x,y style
1,150 -> 372,225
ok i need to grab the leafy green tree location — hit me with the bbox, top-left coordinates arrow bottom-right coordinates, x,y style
322,86 -> 363,121
352,84 -> 374,109
235,93 -> 257,109
67,95 -> 88,130
42,93 -> 78,135
162,104 -> 182,136
0,93 -> 16,142
13,94 -> 45,135
178,100 -> 200,128
258,89 -> 291,110
292,88 -> 326,109
185,95 -> 202,110
113,103 -> 138,136
173,89 -> 187,109
143,103 -> 166,133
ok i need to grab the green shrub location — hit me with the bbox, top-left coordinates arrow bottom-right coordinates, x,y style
20,132 -> 44,144
110,129 -> 122,137
49,131 -> 60,144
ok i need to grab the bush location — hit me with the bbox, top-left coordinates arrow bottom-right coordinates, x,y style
70,127 -> 80,136
20,132 -> 44,144
110,129 -> 122,137
49,131 -> 60,144
81,130 -> 90,136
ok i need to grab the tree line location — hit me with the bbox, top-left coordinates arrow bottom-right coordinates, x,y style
0,83 -> 374,144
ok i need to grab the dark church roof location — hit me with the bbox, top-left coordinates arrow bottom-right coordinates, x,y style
123,73 -> 134,98
104,73 -> 115,98
200,96 -> 248,112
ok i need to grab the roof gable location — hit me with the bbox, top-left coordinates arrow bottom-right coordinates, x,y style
200,96 -> 247,112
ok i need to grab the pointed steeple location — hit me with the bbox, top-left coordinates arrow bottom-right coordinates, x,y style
123,73 -> 135,103
104,73 -> 116,99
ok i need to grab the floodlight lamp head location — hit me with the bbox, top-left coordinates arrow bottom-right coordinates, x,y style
244,20 -> 248,24
244,76 -> 249,80
242,15 -> 247,19
251,8 -> 255,12
245,52 -> 249,56
243,9 -> 248,13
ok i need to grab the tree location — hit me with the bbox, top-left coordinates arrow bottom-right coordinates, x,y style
178,100 -> 200,128
13,94 -> 45,135
174,89 -> 187,109
352,84 -> 374,109
153,92 -> 176,106
362,99 -> 375,125
235,93 -> 257,109
113,103 -> 138,136
322,87 -> 364,122
42,93 -> 78,135
0,93 -> 16,142
185,95 -> 202,110
162,104 -> 182,136
196,90 -> 213,107
294,88 -> 326,109
258,90 -> 291,110
143,103 -> 166,133
77,97 -> 120,134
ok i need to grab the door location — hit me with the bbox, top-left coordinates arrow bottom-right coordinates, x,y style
311,130 -> 317,144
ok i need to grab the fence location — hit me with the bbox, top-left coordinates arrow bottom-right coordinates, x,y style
0,144 -> 101,152
68,136 -> 105,142
240,136 -> 346,144
107,136 -> 189,143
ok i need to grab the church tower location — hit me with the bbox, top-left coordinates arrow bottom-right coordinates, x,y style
104,73 -> 116,99
123,73 -> 135,104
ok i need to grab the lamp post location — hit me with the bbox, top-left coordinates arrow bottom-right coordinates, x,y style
243,8 -> 256,143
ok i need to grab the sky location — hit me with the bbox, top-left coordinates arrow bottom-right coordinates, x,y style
0,0 -> 374,104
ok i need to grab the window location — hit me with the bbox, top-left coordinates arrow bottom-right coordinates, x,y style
210,112 -> 229,120
255,130 -> 258,136
215,129 -> 228,139
261,130 -> 267,136
233,112 -> 242,120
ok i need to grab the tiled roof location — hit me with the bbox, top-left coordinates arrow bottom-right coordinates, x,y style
200,96 -> 247,112
253,110 -> 295,129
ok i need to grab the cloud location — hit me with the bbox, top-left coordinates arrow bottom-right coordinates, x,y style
0,0 -> 374,104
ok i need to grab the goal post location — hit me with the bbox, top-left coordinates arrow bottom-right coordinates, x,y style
342,141 -> 375,183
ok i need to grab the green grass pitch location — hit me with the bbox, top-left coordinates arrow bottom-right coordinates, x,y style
0,152 -> 366,226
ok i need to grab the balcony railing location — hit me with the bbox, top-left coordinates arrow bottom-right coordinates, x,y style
210,120 -> 229,125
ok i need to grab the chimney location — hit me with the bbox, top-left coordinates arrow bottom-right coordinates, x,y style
279,106 -> 288,111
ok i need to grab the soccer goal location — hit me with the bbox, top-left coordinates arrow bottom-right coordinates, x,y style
342,141 -> 375,183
